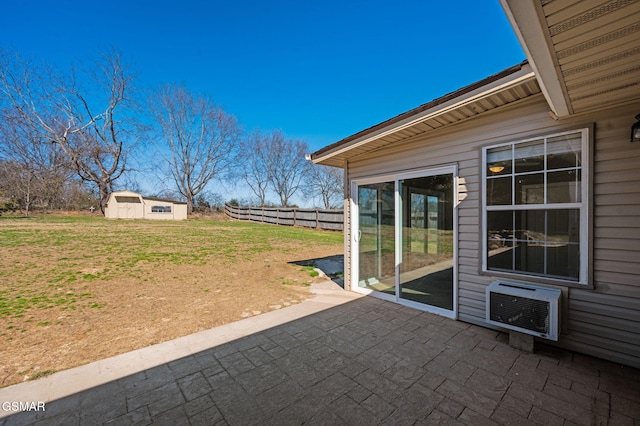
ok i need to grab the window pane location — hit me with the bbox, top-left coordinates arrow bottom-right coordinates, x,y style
151,206 -> 172,213
547,209 -> 580,243
547,243 -> 580,279
515,210 -> 545,241
487,239 -> 513,270
487,210 -> 513,239
400,174 -> 454,309
487,177 -> 512,205
487,146 -> 512,176
547,133 -> 581,170
358,182 -> 395,291
515,140 -> 544,173
516,173 -> 544,204
548,170 -> 581,203
515,243 -> 545,275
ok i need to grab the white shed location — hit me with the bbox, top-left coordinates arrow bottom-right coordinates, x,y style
105,191 -> 188,220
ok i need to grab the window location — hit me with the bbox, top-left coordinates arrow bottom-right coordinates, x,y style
482,129 -> 589,284
115,196 -> 141,203
151,205 -> 172,213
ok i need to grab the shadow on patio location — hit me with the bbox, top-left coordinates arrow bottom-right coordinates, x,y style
1,282 -> 639,425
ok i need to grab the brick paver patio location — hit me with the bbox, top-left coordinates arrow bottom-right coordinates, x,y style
1,281 -> 639,425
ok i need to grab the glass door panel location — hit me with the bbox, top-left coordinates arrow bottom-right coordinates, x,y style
399,175 -> 454,310
357,182 -> 395,295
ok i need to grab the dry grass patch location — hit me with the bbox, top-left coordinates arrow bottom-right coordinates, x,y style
0,215 -> 342,387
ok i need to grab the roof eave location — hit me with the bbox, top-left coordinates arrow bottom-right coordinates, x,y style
499,0 -> 572,118
311,62 -> 536,166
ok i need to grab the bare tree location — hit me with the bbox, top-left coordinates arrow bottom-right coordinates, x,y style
152,85 -> 240,214
266,130 -> 310,207
0,108 -> 71,214
0,48 -> 139,213
306,164 -> 344,209
0,160 -> 36,214
235,130 -> 272,206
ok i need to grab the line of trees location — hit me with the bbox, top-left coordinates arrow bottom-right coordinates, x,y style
236,129 -> 342,209
0,48 -> 343,216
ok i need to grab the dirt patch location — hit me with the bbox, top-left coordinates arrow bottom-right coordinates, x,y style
0,216 -> 343,387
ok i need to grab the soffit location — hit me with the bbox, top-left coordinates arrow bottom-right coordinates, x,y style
502,0 -> 640,118
312,63 -> 541,168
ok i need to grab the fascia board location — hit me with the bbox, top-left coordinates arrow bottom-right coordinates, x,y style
499,0 -> 572,117
312,67 -> 538,164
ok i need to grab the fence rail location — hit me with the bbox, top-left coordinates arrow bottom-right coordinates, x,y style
224,204 -> 343,231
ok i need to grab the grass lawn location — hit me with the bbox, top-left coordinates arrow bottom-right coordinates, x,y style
0,214 -> 343,387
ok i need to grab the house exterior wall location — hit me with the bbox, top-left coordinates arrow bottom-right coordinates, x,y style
345,95 -> 640,368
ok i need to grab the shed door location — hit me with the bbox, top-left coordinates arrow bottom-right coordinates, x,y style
118,203 -> 138,219
352,167 -> 457,318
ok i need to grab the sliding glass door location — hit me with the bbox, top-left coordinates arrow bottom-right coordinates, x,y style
399,175 -> 454,310
353,167 -> 456,317
357,182 -> 395,294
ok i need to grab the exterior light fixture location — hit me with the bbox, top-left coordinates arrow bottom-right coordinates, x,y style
489,166 -> 505,173
632,114 -> 640,142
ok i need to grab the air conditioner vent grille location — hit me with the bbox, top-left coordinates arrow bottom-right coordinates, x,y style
485,280 -> 561,341
489,292 -> 550,334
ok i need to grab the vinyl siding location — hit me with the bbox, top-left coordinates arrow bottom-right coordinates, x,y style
345,96 -> 640,368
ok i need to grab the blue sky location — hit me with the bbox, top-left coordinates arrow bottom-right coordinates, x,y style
2,0 -> 524,153
2,1 -> 525,205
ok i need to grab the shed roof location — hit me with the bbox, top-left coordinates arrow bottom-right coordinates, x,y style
107,191 -> 187,205
144,196 -> 188,205
310,61 -> 541,167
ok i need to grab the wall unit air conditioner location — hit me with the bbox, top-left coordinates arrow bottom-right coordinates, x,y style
486,280 -> 561,341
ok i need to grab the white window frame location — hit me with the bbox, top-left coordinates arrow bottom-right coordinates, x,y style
481,128 -> 590,286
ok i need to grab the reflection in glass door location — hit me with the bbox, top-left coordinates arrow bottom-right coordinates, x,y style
357,182 -> 395,295
354,168 -> 456,316
400,175 -> 454,310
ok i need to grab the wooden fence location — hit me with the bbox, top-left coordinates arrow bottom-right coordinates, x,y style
224,204 -> 343,231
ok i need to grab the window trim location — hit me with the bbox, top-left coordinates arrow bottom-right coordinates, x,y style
481,128 -> 591,287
